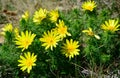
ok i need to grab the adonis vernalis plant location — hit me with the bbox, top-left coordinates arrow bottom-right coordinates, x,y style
39,30 -> 60,51
55,20 -> 71,39
82,0 -> 97,11
21,11 -> 29,21
61,39 -> 80,59
33,8 -> 47,24
18,52 -> 37,73
49,9 -> 59,22
101,19 -> 120,33
82,27 -> 100,39
1,23 -> 13,36
1,0 -> 120,77
15,31 -> 36,51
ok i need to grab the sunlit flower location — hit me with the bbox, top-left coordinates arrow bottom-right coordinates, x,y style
82,27 -> 100,39
22,11 -> 29,21
49,9 -> 59,22
82,0 -> 97,11
1,23 -> 13,35
39,30 -> 60,50
33,8 -> 47,24
55,20 -> 71,39
61,39 -> 80,59
101,19 -> 120,33
15,31 -> 36,51
18,52 -> 37,73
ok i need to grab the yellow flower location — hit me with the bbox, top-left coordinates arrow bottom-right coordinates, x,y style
18,52 -> 37,73
33,8 -> 47,24
14,27 -> 19,37
39,30 -> 60,50
82,27 -> 94,36
101,19 -> 120,33
82,0 -> 97,11
61,39 -> 80,59
1,23 -> 13,35
55,20 -> 71,39
15,31 -> 36,51
82,27 -> 100,39
22,11 -> 29,21
49,9 -> 59,22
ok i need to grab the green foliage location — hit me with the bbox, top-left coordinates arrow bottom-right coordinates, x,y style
0,2 -> 120,78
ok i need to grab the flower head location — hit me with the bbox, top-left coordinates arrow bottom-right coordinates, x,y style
33,8 -> 47,24
49,9 -> 59,22
101,19 -> 120,33
55,20 -> 71,39
14,27 -> 19,37
18,52 -> 37,73
22,11 -> 29,21
15,31 -> 36,51
1,23 -> 13,35
39,30 -> 60,50
82,27 -> 100,39
61,39 -> 80,59
82,0 -> 97,11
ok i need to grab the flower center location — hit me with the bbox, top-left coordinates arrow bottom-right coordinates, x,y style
26,59 -> 32,67
108,26 -> 114,30
46,37 -> 55,45
67,46 -> 74,53
24,40 -> 30,48
49,40 -> 54,44
86,4 -> 93,11
59,27 -> 67,34
88,31 -> 94,36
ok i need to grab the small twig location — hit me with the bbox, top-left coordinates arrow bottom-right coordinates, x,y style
50,68 -> 56,77
71,62 -> 86,70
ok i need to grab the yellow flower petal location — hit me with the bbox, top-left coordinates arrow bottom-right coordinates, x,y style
82,0 -> 97,11
39,30 -> 60,50
1,23 -> 13,36
33,8 -> 47,24
55,20 -> 71,39
61,39 -> 80,59
18,52 -> 37,73
101,19 -> 120,32
15,31 -> 36,51
22,11 -> 29,21
49,9 -> 59,22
